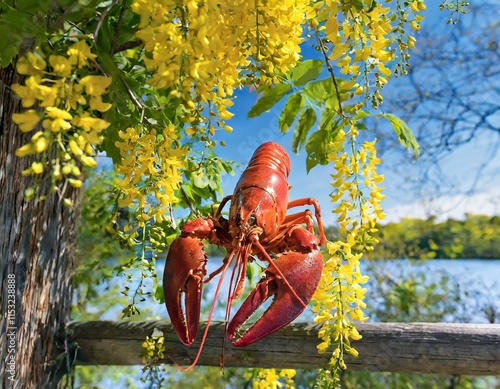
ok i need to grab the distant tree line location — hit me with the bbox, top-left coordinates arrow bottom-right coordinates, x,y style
351,214 -> 500,260
205,214 -> 500,261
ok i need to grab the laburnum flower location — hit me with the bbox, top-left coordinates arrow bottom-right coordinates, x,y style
89,95 -> 112,112
42,107 -> 73,132
22,76 -> 59,108
67,82 -> 86,110
16,52 -> 46,76
49,55 -> 73,77
79,75 -> 112,96
15,132 -> 50,157
12,110 -> 41,132
72,112 -> 110,134
67,40 -> 97,68
255,369 -> 279,389
11,77 -> 40,108
21,161 -> 44,176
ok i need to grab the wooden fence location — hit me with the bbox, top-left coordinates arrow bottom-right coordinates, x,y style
67,321 -> 500,375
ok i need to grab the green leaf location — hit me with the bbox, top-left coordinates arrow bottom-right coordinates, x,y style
95,14 -> 115,54
354,110 -> 370,121
248,84 -> 292,118
292,107 -> 317,153
278,93 -> 304,133
290,59 -> 323,86
99,123 -> 122,164
352,0 -> 364,12
381,113 -> 420,157
325,94 -> 339,111
303,78 -> 334,104
154,285 -> 165,304
305,121 -> 343,172
305,129 -> 329,172
16,0 -> 50,12
0,8 -> 42,67
192,168 -> 210,188
319,108 -> 335,131
0,26 -> 22,67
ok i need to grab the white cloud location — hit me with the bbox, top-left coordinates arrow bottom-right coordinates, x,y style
383,190 -> 500,224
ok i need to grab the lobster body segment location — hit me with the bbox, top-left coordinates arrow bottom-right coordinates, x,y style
163,142 -> 326,359
229,143 -> 291,242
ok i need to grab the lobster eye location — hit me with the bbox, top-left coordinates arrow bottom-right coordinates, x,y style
248,215 -> 257,226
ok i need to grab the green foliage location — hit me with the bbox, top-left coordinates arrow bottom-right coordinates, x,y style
73,172 -> 499,387
279,92 -> 305,133
247,69 -> 419,173
378,113 -> 420,158
182,151 -> 235,209
366,214 -> 500,260
247,84 -> 292,118
289,59 -> 323,86
340,258 -> 499,388
73,170 -> 131,320
440,0 -> 470,24
0,0 -> 45,66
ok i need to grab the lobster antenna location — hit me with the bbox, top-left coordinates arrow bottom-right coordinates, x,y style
220,244 -> 251,369
250,236 -> 309,310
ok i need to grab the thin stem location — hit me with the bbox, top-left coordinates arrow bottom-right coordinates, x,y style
312,24 -> 345,117
94,1 -> 117,43
110,0 -> 127,56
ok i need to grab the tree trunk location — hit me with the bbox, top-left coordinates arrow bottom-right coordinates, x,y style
1,63 -> 82,388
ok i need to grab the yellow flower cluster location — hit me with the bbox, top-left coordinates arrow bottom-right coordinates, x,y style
142,333 -> 166,361
312,127 -> 385,376
131,0 -> 309,135
310,0 -> 425,109
12,41 -> 111,199
330,129 -> 385,234
115,125 -> 186,226
252,368 -> 296,389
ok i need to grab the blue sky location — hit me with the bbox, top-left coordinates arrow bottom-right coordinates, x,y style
210,94 -> 500,226
207,4 -> 500,226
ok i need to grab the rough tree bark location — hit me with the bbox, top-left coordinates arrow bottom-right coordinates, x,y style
1,62 -> 82,388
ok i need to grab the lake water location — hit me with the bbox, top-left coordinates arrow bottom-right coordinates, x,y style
86,258 -> 500,387
155,258 -> 500,324
367,258 -> 500,289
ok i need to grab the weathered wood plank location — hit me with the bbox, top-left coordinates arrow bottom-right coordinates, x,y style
67,321 -> 500,375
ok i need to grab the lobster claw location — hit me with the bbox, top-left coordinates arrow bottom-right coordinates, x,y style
163,231 -> 208,346
227,249 -> 323,347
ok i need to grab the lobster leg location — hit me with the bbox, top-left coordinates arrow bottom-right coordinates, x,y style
287,197 -> 327,245
227,228 -> 323,346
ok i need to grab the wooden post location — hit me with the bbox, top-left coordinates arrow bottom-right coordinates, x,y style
67,321 -> 500,375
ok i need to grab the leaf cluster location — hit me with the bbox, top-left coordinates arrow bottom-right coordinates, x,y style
248,59 -> 419,173
365,214 -> 500,260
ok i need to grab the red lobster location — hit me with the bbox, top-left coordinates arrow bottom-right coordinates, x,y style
163,142 -> 326,366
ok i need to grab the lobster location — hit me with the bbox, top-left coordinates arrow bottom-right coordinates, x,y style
163,142 -> 326,367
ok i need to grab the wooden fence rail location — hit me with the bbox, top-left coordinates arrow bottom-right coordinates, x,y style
67,321 -> 500,376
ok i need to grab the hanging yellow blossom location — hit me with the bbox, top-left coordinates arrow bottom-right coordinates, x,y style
12,110 -> 41,132
11,40 -> 112,201
115,125 -> 186,226
132,0 -> 310,133
307,0 -> 425,112
67,40 -> 97,68
312,125 -> 385,382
